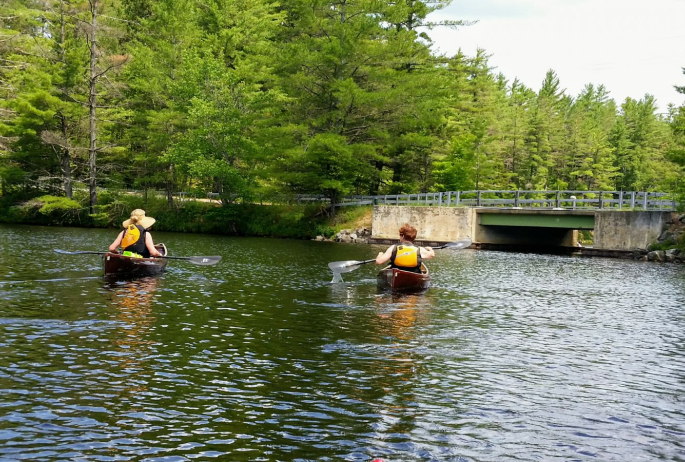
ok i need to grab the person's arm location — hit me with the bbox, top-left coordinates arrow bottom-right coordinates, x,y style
376,245 -> 394,265
145,232 -> 163,257
109,231 -> 125,253
421,246 -> 435,260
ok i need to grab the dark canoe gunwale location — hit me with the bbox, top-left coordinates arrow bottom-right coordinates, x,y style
103,243 -> 168,278
377,263 -> 430,292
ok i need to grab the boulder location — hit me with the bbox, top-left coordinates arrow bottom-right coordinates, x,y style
647,250 -> 665,262
658,231 -> 675,242
633,249 -> 648,259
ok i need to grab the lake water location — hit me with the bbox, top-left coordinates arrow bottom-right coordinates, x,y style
0,224 -> 684,461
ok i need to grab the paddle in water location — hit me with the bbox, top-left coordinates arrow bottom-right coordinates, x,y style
54,249 -> 222,266
327,237 -> 472,282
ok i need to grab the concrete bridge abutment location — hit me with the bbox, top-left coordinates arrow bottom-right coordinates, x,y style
371,205 -> 671,252
594,211 -> 671,250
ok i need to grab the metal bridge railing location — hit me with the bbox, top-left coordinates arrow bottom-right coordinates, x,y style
331,190 -> 679,211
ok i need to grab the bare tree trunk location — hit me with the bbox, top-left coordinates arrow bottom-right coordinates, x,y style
59,0 -> 73,199
88,0 -> 98,213
60,116 -> 73,199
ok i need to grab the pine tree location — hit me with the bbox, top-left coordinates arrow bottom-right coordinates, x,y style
565,84 -> 617,191
523,70 -> 566,190
436,50 -> 506,191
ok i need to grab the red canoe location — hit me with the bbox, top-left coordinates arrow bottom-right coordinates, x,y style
103,243 -> 168,277
377,263 -> 430,292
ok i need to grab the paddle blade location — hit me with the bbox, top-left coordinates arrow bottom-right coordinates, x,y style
438,238 -> 472,250
328,260 -> 365,273
185,256 -> 222,266
54,249 -> 105,256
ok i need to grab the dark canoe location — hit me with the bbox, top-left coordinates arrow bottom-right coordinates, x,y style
103,243 -> 168,278
377,263 -> 430,292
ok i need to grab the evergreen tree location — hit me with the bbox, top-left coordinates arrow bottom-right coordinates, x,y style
500,78 -> 536,189
436,50 -> 505,191
523,70 -> 566,190
612,95 -> 671,191
565,84 -> 617,191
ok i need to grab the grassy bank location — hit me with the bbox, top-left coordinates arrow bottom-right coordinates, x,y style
0,192 -> 372,240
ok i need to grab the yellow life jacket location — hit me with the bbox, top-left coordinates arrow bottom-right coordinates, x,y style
121,224 -> 141,249
392,244 -> 420,269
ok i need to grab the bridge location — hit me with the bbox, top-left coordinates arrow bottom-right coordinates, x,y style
370,204 -> 675,255
335,190 -> 678,211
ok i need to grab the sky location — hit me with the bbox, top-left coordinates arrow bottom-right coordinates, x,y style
426,0 -> 685,113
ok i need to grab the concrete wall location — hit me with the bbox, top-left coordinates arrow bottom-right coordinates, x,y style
594,211 -> 668,250
372,206 -> 475,241
373,206 -> 669,251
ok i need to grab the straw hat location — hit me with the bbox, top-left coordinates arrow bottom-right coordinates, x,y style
122,209 -> 156,229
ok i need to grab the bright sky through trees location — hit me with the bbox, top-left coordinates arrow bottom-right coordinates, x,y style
427,0 -> 685,112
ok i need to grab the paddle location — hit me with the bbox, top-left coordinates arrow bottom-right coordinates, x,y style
327,237 -> 472,275
53,249 -> 222,266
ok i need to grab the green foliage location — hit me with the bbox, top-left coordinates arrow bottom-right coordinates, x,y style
648,238 -> 677,251
34,195 -> 80,214
1,0 -> 683,215
578,230 -> 594,245
2,195 -> 86,225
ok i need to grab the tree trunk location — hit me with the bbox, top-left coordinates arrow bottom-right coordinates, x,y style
88,0 -> 98,214
60,116 -> 73,199
368,160 -> 384,195
166,180 -> 174,209
392,161 -> 402,185
58,0 -> 73,200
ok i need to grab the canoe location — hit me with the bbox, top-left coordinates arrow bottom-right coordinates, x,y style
377,263 -> 430,292
103,243 -> 168,277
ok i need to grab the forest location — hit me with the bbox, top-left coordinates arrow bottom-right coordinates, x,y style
1,0 -> 685,216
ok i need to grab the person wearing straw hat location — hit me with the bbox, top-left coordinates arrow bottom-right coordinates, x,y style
108,209 -> 163,258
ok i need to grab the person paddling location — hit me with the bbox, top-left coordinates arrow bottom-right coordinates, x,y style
375,224 -> 435,273
109,209 -> 163,258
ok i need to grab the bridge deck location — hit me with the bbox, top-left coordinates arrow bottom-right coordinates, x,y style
477,209 -> 595,229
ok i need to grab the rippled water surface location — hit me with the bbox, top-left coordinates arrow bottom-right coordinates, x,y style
1,224 -> 684,461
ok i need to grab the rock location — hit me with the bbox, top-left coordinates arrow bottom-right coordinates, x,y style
658,231 -> 675,242
633,249 -> 648,259
356,227 -> 370,237
314,235 -> 326,241
648,251 -> 667,262
350,233 -> 357,240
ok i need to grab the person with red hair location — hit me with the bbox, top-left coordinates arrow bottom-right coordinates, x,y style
375,224 -> 435,273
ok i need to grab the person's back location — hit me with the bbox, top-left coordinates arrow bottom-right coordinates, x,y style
109,209 -> 162,258
390,243 -> 422,273
121,223 -> 150,257
376,224 -> 434,271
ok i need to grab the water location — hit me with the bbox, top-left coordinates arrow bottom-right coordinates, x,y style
0,223 -> 684,461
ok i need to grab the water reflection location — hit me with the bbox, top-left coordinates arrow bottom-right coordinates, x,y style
104,277 -> 160,396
